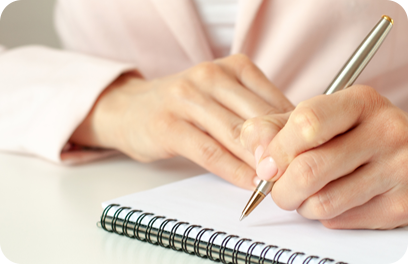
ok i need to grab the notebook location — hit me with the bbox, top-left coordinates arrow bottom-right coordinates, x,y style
99,173 -> 408,264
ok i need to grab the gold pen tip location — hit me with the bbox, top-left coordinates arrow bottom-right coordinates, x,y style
240,190 -> 266,221
382,15 -> 394,25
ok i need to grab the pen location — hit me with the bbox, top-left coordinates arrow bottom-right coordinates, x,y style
240,15 -> 394,221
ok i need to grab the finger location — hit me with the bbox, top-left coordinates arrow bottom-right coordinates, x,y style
296,163 -> 393,220
169,87 -> 257,167
319,190 -> 408,230
240,113 -> 290,155
215,54 -> 294,112
168,120 -> 257,190
272,122 -> 376,210
205,76 -> 282,120
266,85 -> 384,178
189,61 -> 283,120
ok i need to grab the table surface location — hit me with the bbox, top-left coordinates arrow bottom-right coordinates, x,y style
0,152 -> 214,264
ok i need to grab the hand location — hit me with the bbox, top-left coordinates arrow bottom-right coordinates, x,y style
70,54 -> 293,189
240,85 -> 408,229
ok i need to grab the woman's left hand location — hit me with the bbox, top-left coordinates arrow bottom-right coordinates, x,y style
240,85 -> 408,229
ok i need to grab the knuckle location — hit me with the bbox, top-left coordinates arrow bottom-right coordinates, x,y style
352,85 -> 387,114
240,118 -> 261,138
192,62 -> 222,81
354,85 -> 380,99
168,79 -> 207,105
240,117 -> 267,150
380,109 -> 408,148
199,143 -> 224,167
240,119 -> 254,140
231,53 -> 251,64
309,192 -> 337,219
230,121 -> 243,144
291,104 -> 321,143
168,79 -> 196,99
242,117 -> 264,131
294,154 -> 321,190
227,54 -> 255,73
236,54 -> 257,73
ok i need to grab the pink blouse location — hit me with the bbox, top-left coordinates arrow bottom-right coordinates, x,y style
0,0 -> 407,164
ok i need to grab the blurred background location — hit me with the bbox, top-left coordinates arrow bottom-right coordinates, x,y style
0,0 -> 61,49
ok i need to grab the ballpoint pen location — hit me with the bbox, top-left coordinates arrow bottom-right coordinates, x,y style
240,15 -> 394,221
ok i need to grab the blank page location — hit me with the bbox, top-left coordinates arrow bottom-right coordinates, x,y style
103,173 -> 408,263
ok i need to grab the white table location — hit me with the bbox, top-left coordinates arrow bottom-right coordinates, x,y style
0,152 -> 213,264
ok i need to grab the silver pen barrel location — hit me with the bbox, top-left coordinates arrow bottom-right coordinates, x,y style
324,15 -> 393,95
241,15 -> 394,220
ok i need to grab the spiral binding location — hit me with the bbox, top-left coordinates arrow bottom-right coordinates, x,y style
157,218 -> 177,247
207,231 -> 226,261
274,249 -> 291,263
169,221 -> 188,250
112,206 -> 130,234
288,252 -> 304,264
303,256 -> 319,264
146,215 -> 165,244
182,224 -> 201,254
123,209 -> 142,238
100,204 -> 347,264
220,235 -> 239,263
246,242 -> 265,264
259,245 -> 278,264
194,228 -> 214,258
134,212 -> 154,241
318,259 -> 335,264
233,238 -> 251,264
100,203 -> 119,232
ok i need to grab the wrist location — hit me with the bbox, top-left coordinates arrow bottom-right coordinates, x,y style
70,70 -> 145,151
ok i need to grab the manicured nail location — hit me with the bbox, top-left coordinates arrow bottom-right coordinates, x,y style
253,176 -> 261,187
256,157 -> 278,181
254,145 -> 264,165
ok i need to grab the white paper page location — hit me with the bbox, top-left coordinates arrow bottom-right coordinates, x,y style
103,173 -> 408,264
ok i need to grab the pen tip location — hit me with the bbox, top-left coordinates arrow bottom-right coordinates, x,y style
239,214 -> 246,221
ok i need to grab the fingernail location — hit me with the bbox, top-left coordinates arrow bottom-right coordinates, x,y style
254,145 -> 264,165
256,157 -> 278,181
253,176 -> 261,187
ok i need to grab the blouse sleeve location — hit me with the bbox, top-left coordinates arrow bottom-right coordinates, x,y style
0,45 -> 134,164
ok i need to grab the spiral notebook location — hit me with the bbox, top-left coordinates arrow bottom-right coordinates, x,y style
99,173 -> 408,264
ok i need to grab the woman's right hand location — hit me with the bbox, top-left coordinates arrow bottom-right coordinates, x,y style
70,54 -> 293,189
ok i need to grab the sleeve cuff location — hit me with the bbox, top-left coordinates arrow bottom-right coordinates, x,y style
0,45 -> 135,163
